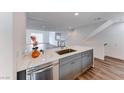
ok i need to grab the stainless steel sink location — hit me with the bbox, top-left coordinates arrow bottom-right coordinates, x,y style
56,49 -> 76,55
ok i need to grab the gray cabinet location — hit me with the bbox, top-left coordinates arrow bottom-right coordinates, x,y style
59,49 -> 93,80
72,58 -> 82,77
82,53 -> 89,70
59,53 -> 82,80
81,49 -> 93,71
59,61 -> 73,80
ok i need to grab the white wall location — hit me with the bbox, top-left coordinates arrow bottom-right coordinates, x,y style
90,23 -> 124,60
13,13 -> 26,79
0,12 -> 26,80
0,13 -> 14,79
57,23 -> 105,59
65,23 -> 104,46
60,21 -> 124,60
84,40 -> 105,60
49,32 -> 57,45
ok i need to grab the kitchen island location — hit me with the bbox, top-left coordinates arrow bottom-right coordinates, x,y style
17,46 -> 94,80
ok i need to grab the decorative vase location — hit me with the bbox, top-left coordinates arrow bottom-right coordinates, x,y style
32,47 -> 41,58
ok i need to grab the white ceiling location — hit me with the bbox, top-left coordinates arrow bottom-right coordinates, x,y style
27,12 -> 120,31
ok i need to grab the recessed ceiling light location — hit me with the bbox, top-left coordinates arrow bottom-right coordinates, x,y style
94,17 -> 102,21
74,13 -> 79,16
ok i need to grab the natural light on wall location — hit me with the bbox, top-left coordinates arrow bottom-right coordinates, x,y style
49,32 -> 57,46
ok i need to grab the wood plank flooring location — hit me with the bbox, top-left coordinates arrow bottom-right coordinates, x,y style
77,56 -> 124,80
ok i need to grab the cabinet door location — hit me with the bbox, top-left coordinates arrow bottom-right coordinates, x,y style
81,53 -> 88,70
59,62 -> 73,80
81,50 -> 93,71
87,50 -> 93,66
72,58 -> 82,77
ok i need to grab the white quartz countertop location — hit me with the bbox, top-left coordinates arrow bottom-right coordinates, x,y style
17,46 -> 93,72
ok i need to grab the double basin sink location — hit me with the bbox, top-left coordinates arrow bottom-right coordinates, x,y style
56,48 -> 76,55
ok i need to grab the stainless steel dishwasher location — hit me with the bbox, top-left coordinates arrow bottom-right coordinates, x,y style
26,61 -> 59,80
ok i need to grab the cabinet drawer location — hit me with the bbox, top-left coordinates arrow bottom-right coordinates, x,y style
59,62 -> 73,80
59,53 -> 81,66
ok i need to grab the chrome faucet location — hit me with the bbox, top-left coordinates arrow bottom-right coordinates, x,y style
57,40 -> 66,49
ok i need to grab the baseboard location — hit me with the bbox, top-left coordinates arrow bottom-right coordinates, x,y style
94,57 -> 104,61
105,56 -> 124,61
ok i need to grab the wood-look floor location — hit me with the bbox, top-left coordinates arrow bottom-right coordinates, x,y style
77,56 -> 124,80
